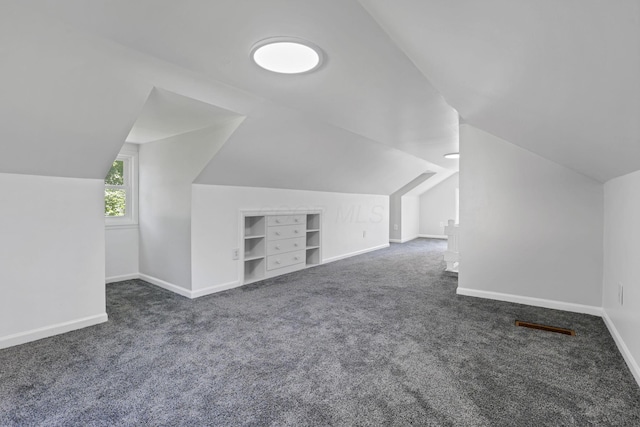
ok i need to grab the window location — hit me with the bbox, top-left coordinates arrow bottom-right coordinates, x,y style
105,148 -> 138,227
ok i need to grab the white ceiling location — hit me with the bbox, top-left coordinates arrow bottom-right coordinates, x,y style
2,1 -> 637,188
126,88 -> 241,144
195,102 -> 439,195
361,0 -> 640,182
33,0 -> 460,170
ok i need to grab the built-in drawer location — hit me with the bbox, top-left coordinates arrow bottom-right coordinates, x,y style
267,224 -> 305,241
267,214 -> 305,227
267,237 -> 305,256
267,250 -> 305,271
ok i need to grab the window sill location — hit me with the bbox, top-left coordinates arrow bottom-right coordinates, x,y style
105,222 -> 139,230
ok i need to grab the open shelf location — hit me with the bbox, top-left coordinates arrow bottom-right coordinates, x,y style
244,258 -> 265,283
306,213 -> 320,230
245,216 -> 265,238
306,247 -> 320,266
306,230 -> 320,247
244,236 -> 265,259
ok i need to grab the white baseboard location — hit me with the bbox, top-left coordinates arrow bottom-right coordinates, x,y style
106,273 -> 139,284
456,287 -> 603,316
602,310 -> 640,388
137,273 -> 244,299
389,236 -> 419,244
138,273 -> 192,299
0,313 -> 108,350
418,234 -> 447,239
323,244 -> 389,264
191,281 -> 242,298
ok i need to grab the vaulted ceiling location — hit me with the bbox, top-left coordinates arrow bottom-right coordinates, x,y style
361,0 -> 640,182
1,1 -> 638,189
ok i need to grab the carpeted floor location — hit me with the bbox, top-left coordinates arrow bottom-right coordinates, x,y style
1,238 -> 639,426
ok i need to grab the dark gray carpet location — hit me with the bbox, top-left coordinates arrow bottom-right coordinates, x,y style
1,239 -> 639,426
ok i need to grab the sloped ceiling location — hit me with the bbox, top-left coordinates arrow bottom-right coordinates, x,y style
126,88 -> 242,144
0,3 -> 152,179
361,0 -> 640,182
195,102 -> 439,195
31,0 -> 460,172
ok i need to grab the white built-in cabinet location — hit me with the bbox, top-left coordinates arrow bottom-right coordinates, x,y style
242,211 -> 321,284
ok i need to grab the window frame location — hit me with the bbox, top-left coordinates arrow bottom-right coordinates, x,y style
105,147 -> 138,228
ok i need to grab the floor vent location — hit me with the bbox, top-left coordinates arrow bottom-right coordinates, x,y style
515,320 -> 576,336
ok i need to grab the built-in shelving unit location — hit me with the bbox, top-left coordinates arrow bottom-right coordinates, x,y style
241,210 -> 322,284
243,216 -> 266,284
305,213 -> 321,267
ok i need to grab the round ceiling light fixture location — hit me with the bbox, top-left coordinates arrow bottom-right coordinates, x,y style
444,152 -> 460,159
251,37 -> 323,74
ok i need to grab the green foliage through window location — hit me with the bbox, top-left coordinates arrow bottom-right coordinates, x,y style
105,160 -> 124,185
105,160 -> 126,217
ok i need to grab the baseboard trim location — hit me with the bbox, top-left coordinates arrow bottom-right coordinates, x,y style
389,236 -> 419,244
602,310 -> 640,388
418,234 -> 447,239
323,244 -> 389,264
106,273 -> 139,284
191,281 -> 242,298
456,287 -> 603,316
0,313 -> 108,350
138,273 -> 192,299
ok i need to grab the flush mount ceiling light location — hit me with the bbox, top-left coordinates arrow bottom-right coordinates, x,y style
444,152 -> 460,159
251,37 -> 323,74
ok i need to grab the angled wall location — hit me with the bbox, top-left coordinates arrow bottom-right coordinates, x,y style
458,125 -> 603,313
389,173 -> 435,242
602,169 -> 640,385
138,118 -> 245,293
419,173 -> 459,237
195,103 -> 436,195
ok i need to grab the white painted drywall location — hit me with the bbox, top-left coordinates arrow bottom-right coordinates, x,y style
195,103 -> 443,195
603,169 -> 640,383
105,227 -> 139,282
191,185 -> 389,292
419,173 -> 459,236
389,173 -> 435,241
458,125 -> 603,308
361,0 -> 640,182
0,173 -> 106,348
401,196 -> 420,242
389,192 -> 402,241
138,119 -> 244,291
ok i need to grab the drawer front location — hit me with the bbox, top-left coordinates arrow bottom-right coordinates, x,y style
267,237 -> 305,256
267,250 -> 305,271
267,224 -> 305,241
267,214 -> 306,227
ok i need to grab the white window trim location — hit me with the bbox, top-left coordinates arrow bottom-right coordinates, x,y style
106,148 -> 138,228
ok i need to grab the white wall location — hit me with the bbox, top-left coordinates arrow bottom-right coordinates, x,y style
603,169 -> 640,385
0,173 -> 107,349
401,196 -> 420,242
389,192 -> 402,241
191,185 -> 389,292
105,227 -> 139,282
138,120 -> 244,291
389,173 -> 435,242
458,125 -> 604,312
419,173 -> 459,236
